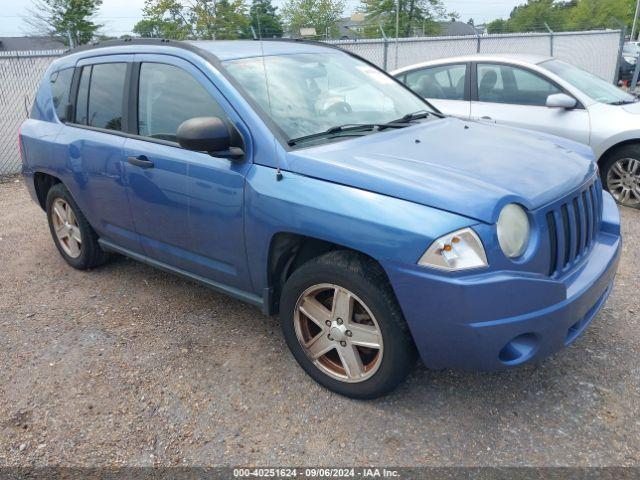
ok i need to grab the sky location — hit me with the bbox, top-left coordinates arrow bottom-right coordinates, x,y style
0,0 -> 524,37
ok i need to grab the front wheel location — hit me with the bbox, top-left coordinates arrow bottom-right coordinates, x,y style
601,145 -> 640,208
280,251 -> 416,399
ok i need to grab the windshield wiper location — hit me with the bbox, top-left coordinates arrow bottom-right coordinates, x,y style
287,123 -> 403,147
609,99 -> 638,105
390,110 -> 432,123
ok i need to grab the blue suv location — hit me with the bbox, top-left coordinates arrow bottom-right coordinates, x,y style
20,39 -> 621,398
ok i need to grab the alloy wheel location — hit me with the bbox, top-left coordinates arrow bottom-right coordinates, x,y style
293,283 -> 383,383
607,158 -> 640,207
51,198 -> 82,258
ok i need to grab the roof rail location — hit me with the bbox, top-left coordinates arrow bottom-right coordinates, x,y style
63,37 -> 196,56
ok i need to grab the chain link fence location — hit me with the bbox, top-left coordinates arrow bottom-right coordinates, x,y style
331,29 -> 623,82
0,29 -> 624,176
0,50 -> 66,177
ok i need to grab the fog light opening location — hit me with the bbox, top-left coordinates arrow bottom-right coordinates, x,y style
498,333 -> 539,365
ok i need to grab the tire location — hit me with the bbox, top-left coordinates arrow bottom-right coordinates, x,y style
600,144 -> 640,209
46,183 -> 109,269
280,250 -> 416,399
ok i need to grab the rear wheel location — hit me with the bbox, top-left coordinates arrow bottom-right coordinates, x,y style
46,183 -> 109,269
280,251 -> 416,399
601,145 -> 640,208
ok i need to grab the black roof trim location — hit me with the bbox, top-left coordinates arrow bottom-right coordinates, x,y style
62,37 -> 205,57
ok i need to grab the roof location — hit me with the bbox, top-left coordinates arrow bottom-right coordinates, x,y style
438,21 -> 477,36
188,40 -> 337,61
391,53 -> 553,75
64,38 -> 342,62
0,36 -> 65,51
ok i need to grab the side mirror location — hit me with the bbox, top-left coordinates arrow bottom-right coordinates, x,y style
546,93 -> 577,109
177,117 -> 243,160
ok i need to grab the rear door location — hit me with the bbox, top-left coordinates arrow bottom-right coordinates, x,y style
399,63 -> 471,118
55,55 -> 140,252
470,62 -> 590,144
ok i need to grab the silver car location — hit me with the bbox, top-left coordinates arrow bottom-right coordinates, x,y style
392,54 -> 640,208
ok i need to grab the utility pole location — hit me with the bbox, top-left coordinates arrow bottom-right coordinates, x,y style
395,0 -> 400,69
632,0 -> 640,41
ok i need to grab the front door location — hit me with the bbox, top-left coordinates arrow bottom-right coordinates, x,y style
470,63 -> 590,145
123,55 -> 253,291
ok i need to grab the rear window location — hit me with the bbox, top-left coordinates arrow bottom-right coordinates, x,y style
50,68 -> 74,122
74,63 -> 127,131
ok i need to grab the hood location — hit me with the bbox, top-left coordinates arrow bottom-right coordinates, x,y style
285,117 -> 595,223
622,101 -> 640,114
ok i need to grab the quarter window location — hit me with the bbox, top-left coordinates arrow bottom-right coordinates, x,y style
74,63 -> 127,131
137,63 -> 226,142
477,63 -> 562,106
405,64 -> 467,100
50,68 -> 74,121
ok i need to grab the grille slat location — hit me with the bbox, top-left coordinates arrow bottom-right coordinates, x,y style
546,179 -> 602,277
546,213 -> 558,276
577,195 -> 588,253
558,207 -> 570,269
583,190 -> 593,248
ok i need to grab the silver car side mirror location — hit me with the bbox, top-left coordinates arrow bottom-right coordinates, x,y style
546,93 -> 577,109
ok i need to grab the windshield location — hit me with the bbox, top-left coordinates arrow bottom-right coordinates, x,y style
542,59 -> 635,105
223,52 -> 435,143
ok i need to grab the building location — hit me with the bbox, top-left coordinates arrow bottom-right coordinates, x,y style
337,16 -> 366,40
437,20 -> 478,36
0,36 -> 65,52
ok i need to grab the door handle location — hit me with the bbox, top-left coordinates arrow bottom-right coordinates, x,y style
127,155 -> 154,169
481,116 -> 493,120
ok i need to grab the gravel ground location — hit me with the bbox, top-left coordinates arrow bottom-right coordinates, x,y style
0,178 -> 639,468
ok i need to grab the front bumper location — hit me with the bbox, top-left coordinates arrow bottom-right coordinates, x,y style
383,193 -> 621,371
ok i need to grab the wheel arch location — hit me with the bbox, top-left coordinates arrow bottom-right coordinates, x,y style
265,232 -> 392,316
598,138 -> 640,164
33,171 -> 62,211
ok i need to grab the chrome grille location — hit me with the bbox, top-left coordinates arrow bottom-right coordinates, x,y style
546,179 -> 602,276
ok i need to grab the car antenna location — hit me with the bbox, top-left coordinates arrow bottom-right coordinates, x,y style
256,14 -> 283,181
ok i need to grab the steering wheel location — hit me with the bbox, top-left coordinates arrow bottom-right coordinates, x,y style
324,101 -> 353,116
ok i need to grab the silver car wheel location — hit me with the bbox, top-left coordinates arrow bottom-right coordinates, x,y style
293,283 -> 384,383
51,198 -> 82,258
607,158 -> 640,207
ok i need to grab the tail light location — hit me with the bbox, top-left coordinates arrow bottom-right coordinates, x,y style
18,126 -> 24,163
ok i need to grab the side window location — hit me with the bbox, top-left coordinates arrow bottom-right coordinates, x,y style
50,68 -> 74,122
477,64 -> 505,104
77,63 -> 127,131
477,63 -> 562,106
511,67 -> 562,106
405,64 -> 467,100
138,63 -> 227,142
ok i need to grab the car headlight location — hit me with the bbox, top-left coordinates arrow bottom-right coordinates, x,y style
625,56 -> 638,65
418,228 -> 488,271
497,204 -> 530,259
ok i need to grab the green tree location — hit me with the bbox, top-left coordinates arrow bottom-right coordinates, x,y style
250,0 -> 284,37
133,0 -> 191,39
26,0 -> 103,46
133,0 -> 253,40
360,0 -> 451,38
282,0 -> 345,38
486,0 -> 635,34
190,0 -> 252,39
567,0 -> 635,30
